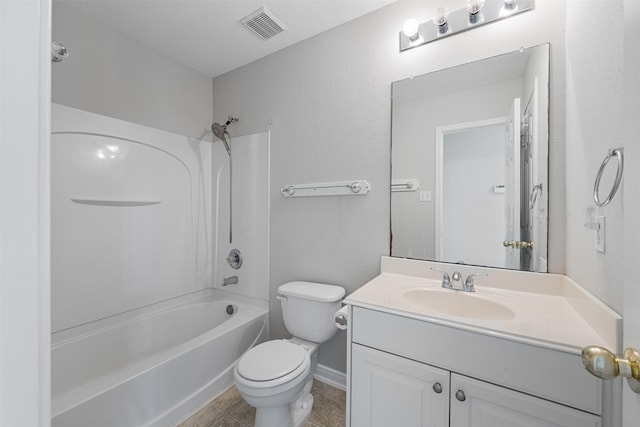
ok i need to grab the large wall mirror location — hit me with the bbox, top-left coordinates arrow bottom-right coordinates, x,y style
391,44 -> 549,272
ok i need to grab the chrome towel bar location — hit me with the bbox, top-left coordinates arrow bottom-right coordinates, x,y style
281,180 -> 370,197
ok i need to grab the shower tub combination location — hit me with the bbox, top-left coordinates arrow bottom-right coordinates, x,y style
51,104 -> 270,426
52,290 -> 267,427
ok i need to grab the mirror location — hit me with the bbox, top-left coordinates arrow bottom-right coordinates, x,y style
391,44 -> 549,272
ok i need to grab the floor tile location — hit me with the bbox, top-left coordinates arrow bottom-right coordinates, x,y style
178,402 -> 247,427
180,380 -> 345,427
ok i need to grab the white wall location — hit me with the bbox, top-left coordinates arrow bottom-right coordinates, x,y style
623,0 -> 640,422
212,0 -> 567,372
0,1 -> 51,424
564,0 -> 624,313
52,2 -> 213,138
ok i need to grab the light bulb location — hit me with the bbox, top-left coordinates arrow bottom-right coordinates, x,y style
402,18 -> 420,41
432,7 -> 449,34
500,0 -> 518,17
466,0 -> 485,15
467,0 -> 485,24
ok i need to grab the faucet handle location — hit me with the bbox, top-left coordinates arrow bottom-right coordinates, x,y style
431,267 -> 452,289
463,273 -> 488,292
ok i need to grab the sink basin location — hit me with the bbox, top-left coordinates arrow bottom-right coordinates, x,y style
402,289 -> 516,321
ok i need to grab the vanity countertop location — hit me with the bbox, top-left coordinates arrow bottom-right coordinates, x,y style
345,257 -> 621,355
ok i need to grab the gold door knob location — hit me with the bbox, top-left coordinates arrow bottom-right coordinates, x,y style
582,345 -> 640,393
503,240 -> 533,249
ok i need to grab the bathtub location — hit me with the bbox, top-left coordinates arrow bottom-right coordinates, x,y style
51,289 -> 268,427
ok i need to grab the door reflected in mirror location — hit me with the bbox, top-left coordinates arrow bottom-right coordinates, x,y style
391,44 -> 549,272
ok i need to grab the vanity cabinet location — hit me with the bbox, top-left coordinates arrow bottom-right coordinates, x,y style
351,344 -> 449,426
449,373 -> 600,427
348,307 -> 605,427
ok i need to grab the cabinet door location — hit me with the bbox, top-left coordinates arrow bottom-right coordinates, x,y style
450,374 -> 601,427
350,344 -> 449,427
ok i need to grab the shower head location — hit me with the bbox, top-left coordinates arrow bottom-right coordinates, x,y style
211,116 -> 238,156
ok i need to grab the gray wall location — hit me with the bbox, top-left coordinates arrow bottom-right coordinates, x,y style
52,2 -> 213,138
212,0 -> 568,372
564,0 -> 624,312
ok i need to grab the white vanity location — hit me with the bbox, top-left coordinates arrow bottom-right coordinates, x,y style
344,257 -> 621,427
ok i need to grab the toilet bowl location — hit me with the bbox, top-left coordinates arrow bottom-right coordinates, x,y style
234,281 -> 345,427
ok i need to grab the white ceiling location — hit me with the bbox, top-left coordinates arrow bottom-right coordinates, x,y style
58,0 -> 396,78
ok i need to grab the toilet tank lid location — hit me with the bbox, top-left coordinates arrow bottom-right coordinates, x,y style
278,281 -> 345,302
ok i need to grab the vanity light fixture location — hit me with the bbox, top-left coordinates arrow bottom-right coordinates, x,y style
399,0 -> 533,52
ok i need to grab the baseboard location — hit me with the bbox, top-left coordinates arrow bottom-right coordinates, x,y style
314,363 -> 346,391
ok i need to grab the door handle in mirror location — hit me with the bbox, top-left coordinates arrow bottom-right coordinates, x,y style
581,345 -> 640,393
503,240 -> 533,249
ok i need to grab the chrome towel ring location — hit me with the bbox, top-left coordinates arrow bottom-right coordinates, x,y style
593,148 -> 624,207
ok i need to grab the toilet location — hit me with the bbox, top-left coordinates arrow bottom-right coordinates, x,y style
234,281 -> 345,427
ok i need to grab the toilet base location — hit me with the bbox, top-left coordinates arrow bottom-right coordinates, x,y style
290,378 -> 314,426
253,377 -> 314,427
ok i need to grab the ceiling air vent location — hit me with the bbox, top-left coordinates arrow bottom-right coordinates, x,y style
240,7 -> 287,40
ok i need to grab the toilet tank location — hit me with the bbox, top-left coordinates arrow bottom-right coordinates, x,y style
278,281 -> 345,343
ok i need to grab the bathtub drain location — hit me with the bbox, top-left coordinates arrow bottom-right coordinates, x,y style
226,305 -> 235,315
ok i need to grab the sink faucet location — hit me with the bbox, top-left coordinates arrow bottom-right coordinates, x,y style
223,276 -> 238,286
431,267 -> 453,289
431,268 -> 488,292
461,273 -> 488,292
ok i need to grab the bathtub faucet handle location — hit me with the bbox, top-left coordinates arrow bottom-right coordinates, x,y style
227,249 -> 243,270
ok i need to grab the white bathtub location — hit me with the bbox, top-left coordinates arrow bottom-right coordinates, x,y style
51,290 -> 267,427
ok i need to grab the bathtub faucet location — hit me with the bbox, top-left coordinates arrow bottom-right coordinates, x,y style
223,276 -> 238,286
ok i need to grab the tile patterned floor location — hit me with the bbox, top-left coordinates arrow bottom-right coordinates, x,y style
179,380 -> 346,427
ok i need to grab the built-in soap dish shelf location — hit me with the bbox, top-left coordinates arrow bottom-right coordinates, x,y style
70,198 -> 161,207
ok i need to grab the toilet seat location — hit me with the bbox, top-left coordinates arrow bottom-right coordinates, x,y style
236,340 -> 310,389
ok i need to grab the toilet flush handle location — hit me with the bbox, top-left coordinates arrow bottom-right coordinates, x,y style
276,295 -> 288,303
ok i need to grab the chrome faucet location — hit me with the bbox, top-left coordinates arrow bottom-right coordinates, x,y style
461,273 -> 488,292
431,267 -> 487,292
431,267 -> 453,289
222,276 -> 238,286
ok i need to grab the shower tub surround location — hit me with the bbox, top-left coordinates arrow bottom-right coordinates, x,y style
51,104 -> 271,426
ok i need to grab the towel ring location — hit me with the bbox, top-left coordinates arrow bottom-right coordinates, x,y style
593,148 -> 624,207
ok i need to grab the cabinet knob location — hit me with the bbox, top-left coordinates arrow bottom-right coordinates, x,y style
432,382 -> 442,394
455,390 -> 466,402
